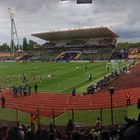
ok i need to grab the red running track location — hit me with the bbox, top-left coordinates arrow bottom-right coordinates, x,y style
2,63 -> 140,118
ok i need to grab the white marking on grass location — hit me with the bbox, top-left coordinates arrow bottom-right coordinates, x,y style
0,65 -> 7,68
55,111 -> 67,120
61,79 -> 88,92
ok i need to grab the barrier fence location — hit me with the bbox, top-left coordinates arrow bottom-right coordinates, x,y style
0,106 -> 128,128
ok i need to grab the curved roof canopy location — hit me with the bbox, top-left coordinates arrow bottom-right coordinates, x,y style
32,27 -> 119,41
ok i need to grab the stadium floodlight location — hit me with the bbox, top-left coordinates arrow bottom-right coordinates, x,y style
8,8 -> 15,20
77,0 -> 92,4
8,8 -> 21,53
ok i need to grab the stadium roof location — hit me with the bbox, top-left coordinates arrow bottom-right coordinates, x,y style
32,27 -> 119,41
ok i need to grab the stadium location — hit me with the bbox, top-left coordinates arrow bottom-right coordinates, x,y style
1,24 -> 140,136
0,1 -> 140,140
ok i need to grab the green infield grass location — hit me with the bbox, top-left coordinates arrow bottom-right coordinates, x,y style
0,61 -> 132,126
0,61 -> 128,94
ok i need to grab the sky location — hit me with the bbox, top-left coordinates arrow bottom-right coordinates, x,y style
0,0 -> 140,45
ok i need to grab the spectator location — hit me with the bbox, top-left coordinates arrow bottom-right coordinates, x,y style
24,131 -> 35,140
66,119 -> 75,132
0,126 -> 8,140
72,129 -> 80,140
66,119 -> 75,139
99,130 -> 110,140
18,126 -> 25,140
48,123 -> 56,140
110,126 -> 118,139
7,126 -> 24,140
123,114 -> 140,140
95,117 -> 102,132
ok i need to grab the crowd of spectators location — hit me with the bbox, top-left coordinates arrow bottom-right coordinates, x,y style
0,122 -> 59,140
86,66 -> 130,94
0,114 -> 140,140
56,53 -> 78,62
110,52 -> 128,60
0,56 -> 15,62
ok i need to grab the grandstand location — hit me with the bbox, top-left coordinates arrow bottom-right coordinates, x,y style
0,52 -> 35,62
128,48 -> 140,59
32,27 -> 119,61
0,53 -> 14,62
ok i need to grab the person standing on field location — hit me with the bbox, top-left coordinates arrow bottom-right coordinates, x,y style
126,92 -> 131,106
34,83 -> 38,93
1,95 -> 6,108
72,88 -> 76,96
30,113 -> 36,132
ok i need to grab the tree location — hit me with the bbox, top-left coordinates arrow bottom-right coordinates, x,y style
28,40 -> 36,50
0,43 -> 10,52
23,37 -> 28,50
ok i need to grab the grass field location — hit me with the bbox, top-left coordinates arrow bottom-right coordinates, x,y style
0,61 -> 132,126
0,61 -> 128,93
0,105 -> 139,126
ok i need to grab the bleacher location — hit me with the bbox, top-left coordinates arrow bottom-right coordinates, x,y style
32,27 -> 118,61
16,52 -> 34,61
56,51 -> 79,61
110,52 -> 128,60
128,48 -> 140,59
53,37 -> 115,61
79,47 -> 113,60
0,53 -> 15,62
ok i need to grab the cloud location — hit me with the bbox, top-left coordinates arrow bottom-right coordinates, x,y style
0,0 -> 140,44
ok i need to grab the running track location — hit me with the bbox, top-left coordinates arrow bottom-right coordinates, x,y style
2,63 -> 140,118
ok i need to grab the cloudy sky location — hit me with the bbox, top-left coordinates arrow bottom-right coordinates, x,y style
0,0 -> 140,45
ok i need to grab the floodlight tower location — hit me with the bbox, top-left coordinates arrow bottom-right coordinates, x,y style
8,8 -> 21,54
